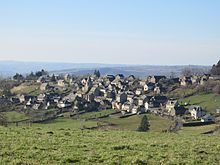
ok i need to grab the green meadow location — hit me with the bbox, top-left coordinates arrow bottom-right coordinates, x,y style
0,111 -> 219,165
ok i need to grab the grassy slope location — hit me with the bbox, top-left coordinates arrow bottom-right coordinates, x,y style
3,111 -> 29,122
0,111 -> 218,165
181,94 -> 220,112
11,82 -> 41,96
0,125 -> 220,165
34,118 -> 98,130
73,109 -> 115,119
102,114 -> 172,132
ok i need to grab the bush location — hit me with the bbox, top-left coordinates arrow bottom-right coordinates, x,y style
137,115 -> 150,132
0,113 -> 7,126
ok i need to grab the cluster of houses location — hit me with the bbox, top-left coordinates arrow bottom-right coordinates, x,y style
8,73 -> 218,122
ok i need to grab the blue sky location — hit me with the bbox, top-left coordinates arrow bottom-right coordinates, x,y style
0,0 -> 219,65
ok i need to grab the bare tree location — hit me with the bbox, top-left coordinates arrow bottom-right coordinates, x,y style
181,68 -> 193,77
181,67 -> 208,77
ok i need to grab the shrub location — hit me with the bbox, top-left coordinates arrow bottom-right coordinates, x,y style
137,115 -> 150,132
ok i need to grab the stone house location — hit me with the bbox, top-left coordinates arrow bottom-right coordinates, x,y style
191,76 -> 200,84
148,76 -> 166,84
57,100 -> 72,108
64,74 -> 71,82
151,96 -> 168,105
32,103 -> 44,110
201,114 -> 215,122
127,94 -> 134,103
188,105 -> 206,119
116,92 -> 127,104
154,86 -> 161,94
106,75 -> 115,82
171,78 -> 180,84
37,94 -> 47,102
86,93 -> 95,102
37,76 -> 46,83
180,76 -> 192,86
139,80 -> 147,86
89,86 -> 100,97
144,102 -> 149,110
57,80 -> 65,87
10,97 -> 20,104
166,99 -> 178,112
115,74 -> 125,80
40,83 -> 49,91
209,75 -> 220,80
48,93 -> 61,103
104,90 -> 115,99
112,101 -> 122,110
135,88 -> 142,96
137,96 -> 148,106
131,106 -> 139,114
127,75 -> 135,82
99,100 -> 112,110
122,102 -> 133,112
143,83 -> 155,92
18,95 -> 33,103
169,105 -> 186,116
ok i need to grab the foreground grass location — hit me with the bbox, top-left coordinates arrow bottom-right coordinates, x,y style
0,125 -> 220,165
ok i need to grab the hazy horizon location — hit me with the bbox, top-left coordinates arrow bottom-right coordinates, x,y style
0,0 -> 219,65
0,60 -> 213,66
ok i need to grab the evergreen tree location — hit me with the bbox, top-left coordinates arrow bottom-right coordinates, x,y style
51,74 -> 56,82
26,72 -> 36,80
137,115 -> 150,132
94,70 -> 101,78
13,73 -> 24,81
211,60 -> 220,75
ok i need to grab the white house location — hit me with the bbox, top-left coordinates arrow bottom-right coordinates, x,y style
189,105 -> 206,119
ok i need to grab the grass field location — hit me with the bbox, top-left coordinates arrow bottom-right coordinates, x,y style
1,110 -> 219,164
101,114 -> 172,132
180,94 -> 220,112
0,124 -> 220,165
11,82 -> 41,96
73,109 -> 115,120
3,111 -> 29,122
168,87 -> 197,98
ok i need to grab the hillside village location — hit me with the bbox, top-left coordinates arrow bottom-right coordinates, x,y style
1,61 -> 220,125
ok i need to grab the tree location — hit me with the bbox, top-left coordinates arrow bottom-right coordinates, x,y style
137,115 -> 150,132
170,72 -> 176,79
35,71 -> 43,77
210,60 -> 220,75
181,68 -> 192,77
26,72 -> 36,80
13,73 -> 24,81
181,67 -> 207,77
51,74 -> 56,82
94,70 -> 100,78
35,69 -> 48,77
167,118 -> 183,133
212,83 -> 220,94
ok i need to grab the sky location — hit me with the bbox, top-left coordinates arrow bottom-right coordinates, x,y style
0,0 -> 219,65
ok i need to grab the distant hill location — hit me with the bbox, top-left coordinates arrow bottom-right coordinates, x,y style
52,65 -> 211,77
0,61 -> 211,77
0,61 -> 128,77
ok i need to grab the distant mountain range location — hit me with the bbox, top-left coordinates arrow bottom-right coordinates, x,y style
0,61 -> 211,78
